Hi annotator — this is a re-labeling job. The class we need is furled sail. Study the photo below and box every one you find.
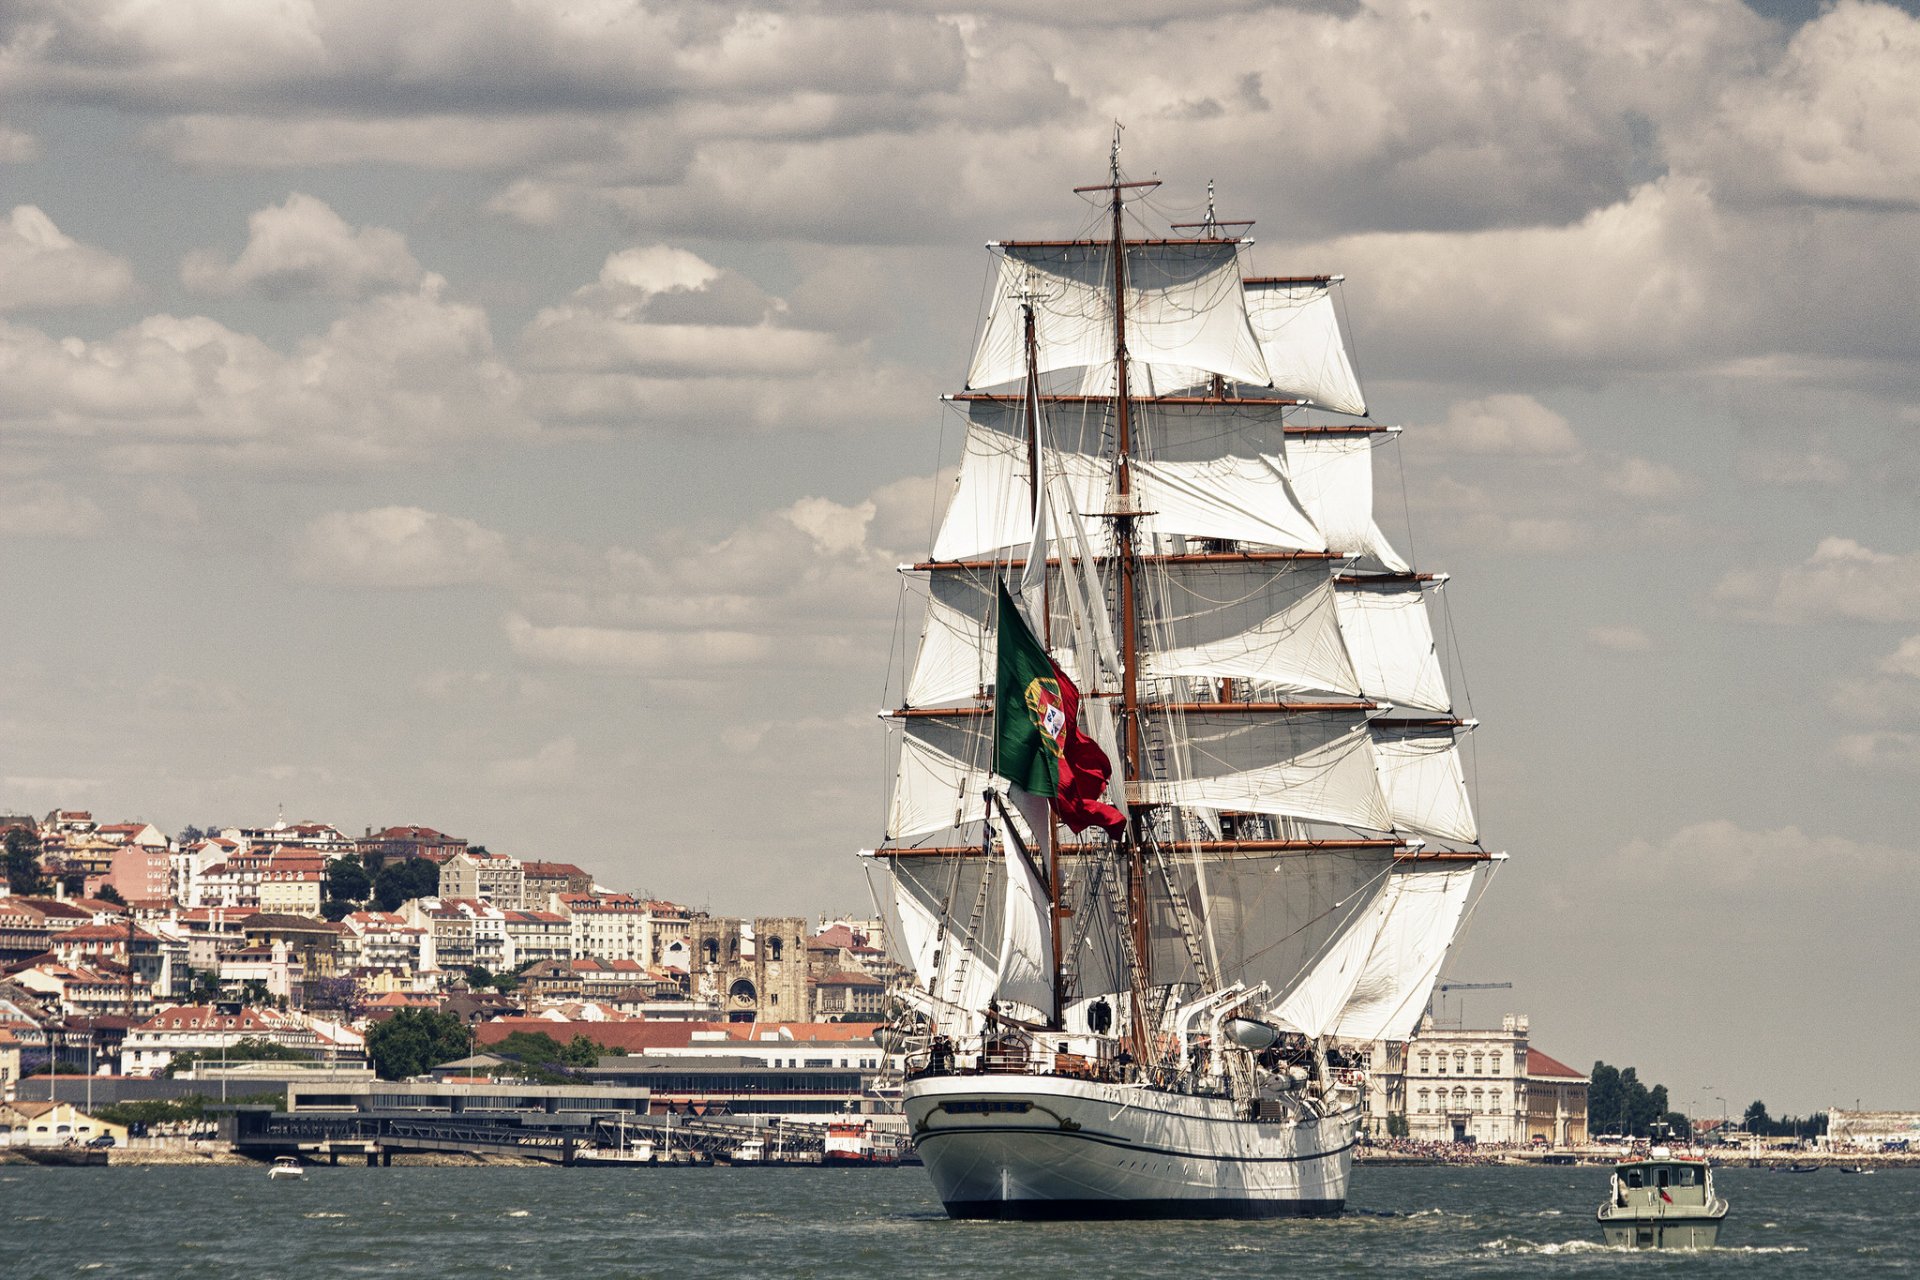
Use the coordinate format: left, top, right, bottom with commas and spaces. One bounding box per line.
1244, 279, 1366, 415
868, 852, 1005, 1021
968, 242, 1271, 391
1285, 434, 1408, 570
1327, 865, 1478, 1042
1333, 582, 1451, 713
1135, 709, 1393, 832
1372, 724, 1477, 843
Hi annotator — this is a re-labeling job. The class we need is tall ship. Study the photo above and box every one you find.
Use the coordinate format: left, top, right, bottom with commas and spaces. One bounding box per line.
863, 137, 1496, 1220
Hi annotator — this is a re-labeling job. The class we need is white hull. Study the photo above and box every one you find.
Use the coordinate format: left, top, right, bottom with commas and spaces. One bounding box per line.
903, 1073, 1358, 1219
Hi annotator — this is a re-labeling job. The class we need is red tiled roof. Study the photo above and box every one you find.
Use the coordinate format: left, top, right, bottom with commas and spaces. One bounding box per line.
1526, 1048, 1587, 1079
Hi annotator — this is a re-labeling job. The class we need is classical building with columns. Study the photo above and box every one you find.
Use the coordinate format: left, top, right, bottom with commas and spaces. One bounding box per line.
1388, 1013, 1589, 1146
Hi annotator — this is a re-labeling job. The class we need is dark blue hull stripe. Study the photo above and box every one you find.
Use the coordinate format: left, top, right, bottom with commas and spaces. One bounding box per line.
943, 1197, 1345, 1220
915, 1124, 1356, 1166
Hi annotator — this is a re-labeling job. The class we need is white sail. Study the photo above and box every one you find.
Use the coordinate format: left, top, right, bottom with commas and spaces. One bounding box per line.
1333, 582, 1451, 713
1327, 866, 1477, 1042
930, 419, 1324, 562
887, 717, 992, 840
865, 855, 944, 983
875, 851, 1005, 1021
1245, 279, 1366, 415
1269, 875, 1397, 1038
1137, 710, 1393, 832
1142, 560, 1360, 696
995, 832, 1057, 1019
1173, 847, 1397, 1004
1284, 434, 1408, 570
968, 242, 1270, 391
909, 559, 1361, 710
1372, 725, 1477, 843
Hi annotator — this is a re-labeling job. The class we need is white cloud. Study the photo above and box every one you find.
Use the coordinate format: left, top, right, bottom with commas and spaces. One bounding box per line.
181, 193, 422, 298
486, 736, 579, 788
1877, 635, 1920, 680
1420, 395, 1581, 456
1713, 538, 1920, 624
1833, 730, 1920, 773
0, 480, 105, 538
1586, 625, 1653, 653
0, 277, 531, 469
1612, 818, 1901, 896
1600, 455, 1691, 502
515, 246, 916, 433
0, 206, 137, 310
1682, 0, 1920, 208
295, 507, 513, 588
0, 126, 38, 163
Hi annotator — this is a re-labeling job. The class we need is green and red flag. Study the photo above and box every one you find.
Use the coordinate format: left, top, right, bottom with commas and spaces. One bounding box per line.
993, 579, 1128, 837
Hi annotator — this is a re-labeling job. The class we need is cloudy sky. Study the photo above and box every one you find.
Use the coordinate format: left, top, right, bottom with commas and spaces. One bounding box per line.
4, 0, 1918, 1112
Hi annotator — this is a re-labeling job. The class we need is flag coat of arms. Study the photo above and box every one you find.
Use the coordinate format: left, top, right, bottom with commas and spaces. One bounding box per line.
992, 580, 1128, 837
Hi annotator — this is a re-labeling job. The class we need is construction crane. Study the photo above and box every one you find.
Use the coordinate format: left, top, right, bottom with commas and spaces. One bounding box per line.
1428, 980, 1512, 1028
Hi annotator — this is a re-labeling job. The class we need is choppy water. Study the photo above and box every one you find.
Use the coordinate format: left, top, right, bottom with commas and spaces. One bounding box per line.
2, 1163, 1913, 1278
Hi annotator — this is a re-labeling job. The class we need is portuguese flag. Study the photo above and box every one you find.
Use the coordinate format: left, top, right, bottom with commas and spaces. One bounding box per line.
993, 579, 1128, 838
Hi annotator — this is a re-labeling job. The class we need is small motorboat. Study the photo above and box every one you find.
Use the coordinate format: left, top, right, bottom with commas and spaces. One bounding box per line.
267, 1155, 306, 1181
1597, 1142, 1726, 1249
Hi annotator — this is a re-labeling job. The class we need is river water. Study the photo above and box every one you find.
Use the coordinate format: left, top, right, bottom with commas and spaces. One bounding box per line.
2, 1163, 1912, 1278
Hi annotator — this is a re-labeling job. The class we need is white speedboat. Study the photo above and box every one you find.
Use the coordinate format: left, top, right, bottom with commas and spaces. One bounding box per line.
267, 1155, 306, 1181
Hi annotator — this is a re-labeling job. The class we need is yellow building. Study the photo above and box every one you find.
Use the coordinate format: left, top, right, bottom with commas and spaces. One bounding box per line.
0, 1100, 127, 1147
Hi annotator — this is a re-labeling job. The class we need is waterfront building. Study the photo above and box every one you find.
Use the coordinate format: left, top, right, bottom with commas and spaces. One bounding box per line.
1398, 1014, 1589, 1146
0, 1099, 126, 1147
1825, 1110, 1920, 1151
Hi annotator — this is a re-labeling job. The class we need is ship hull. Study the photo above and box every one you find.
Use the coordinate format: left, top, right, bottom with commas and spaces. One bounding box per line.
904, 1074, 1357, 1220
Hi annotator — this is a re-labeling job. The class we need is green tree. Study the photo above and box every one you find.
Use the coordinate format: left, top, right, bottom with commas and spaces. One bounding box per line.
373, 857, 440, 911
96, 883, 127, 906
365, 1008, 469, 1080
325, 854, 371, 904
467, 965, 495, 990
1744, 1099, 1772, 1133
1588, 1062, 1624, 1135
5, 828, 48, 895
320, 899, 354, 922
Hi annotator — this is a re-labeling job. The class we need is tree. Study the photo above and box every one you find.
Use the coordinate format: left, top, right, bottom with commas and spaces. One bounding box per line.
1588, 1062, 1624, 1135
1745, 1099, 1773, 1133
4, 828, 48, 895
467, 965, 495, 991
320, 899, 355, 922
96, 883, 127, 906
373, 857, 440, 912
365, 1008, 469, 1080
325, 854, 371, 904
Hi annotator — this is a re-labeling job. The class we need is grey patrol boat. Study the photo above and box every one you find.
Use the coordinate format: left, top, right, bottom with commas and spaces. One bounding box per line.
1597, 1141, 1727, 1249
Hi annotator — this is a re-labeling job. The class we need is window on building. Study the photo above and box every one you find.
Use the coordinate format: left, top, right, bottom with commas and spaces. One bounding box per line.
1490, 1051, 1502, 1073
1453, 1050, 1466, 1073
1417, 1089, 1429, 1113
1472, 1052, 1484, 1074
1471, 1088, 1483, 1113
768, 937, 782, 960
1418, 1051, 1431, 1073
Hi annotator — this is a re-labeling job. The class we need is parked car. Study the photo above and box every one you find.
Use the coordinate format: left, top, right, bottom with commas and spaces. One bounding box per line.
87, 1134, 116, 1148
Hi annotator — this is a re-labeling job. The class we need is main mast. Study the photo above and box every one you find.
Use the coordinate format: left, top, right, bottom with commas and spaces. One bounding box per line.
1074, 127, 1160, 1057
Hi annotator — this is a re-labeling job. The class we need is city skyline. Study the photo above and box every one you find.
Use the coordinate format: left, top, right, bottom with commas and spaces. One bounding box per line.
4, 0, 1919, 1113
